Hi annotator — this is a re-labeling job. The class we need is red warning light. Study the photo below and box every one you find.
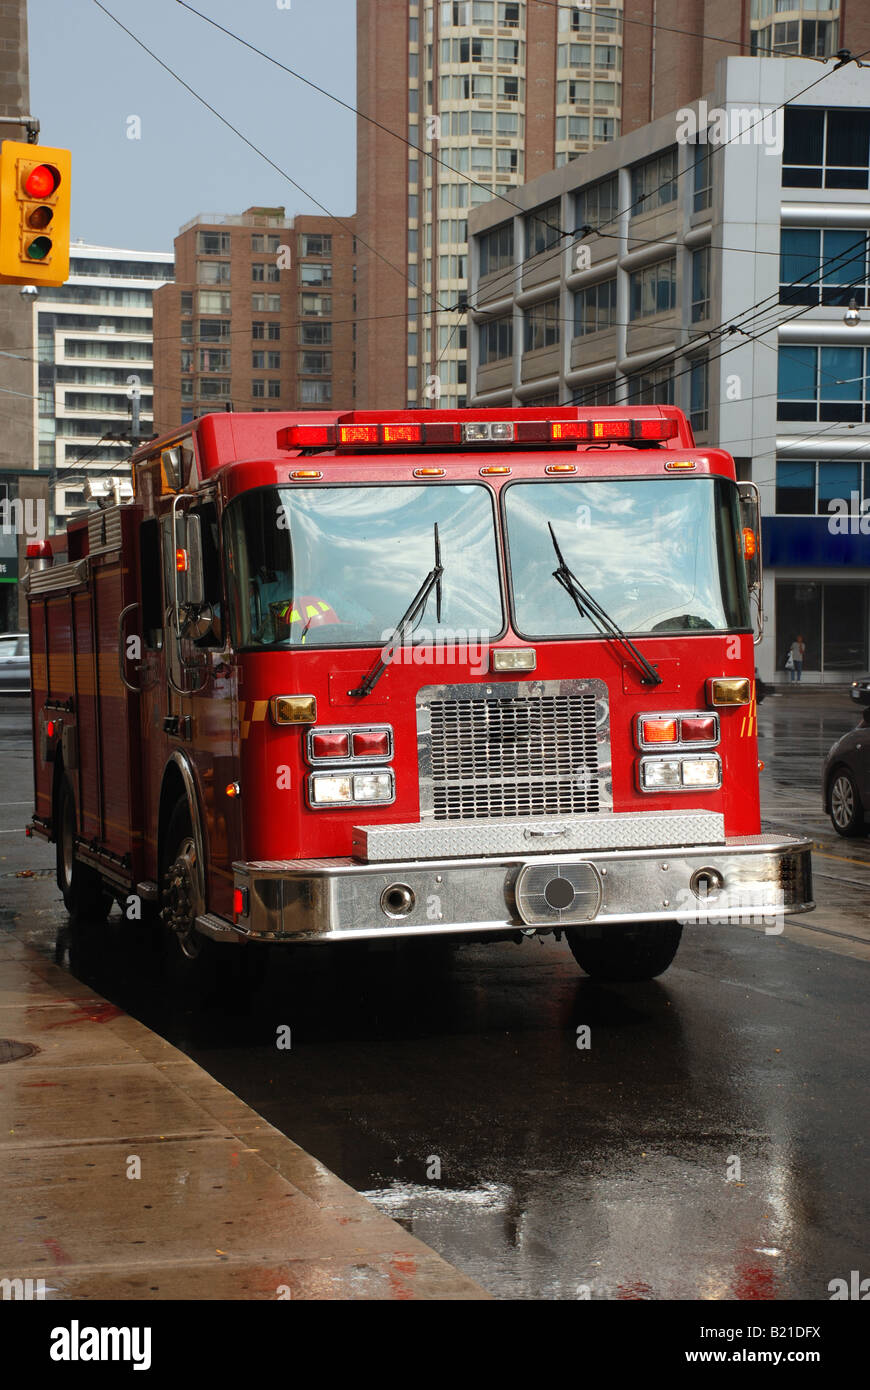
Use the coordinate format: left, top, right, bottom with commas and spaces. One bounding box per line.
24, 164, 59, 199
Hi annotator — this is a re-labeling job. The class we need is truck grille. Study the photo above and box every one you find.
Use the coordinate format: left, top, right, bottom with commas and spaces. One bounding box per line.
418, 681, 610, 822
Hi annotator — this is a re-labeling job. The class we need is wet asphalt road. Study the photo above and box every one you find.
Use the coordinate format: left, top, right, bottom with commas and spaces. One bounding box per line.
1, 688, 868, 1300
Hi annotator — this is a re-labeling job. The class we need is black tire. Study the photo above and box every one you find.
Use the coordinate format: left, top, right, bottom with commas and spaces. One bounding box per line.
160, 796, 210, 977
828, 767, 865, 838
565, 920, 683, 981
55, 773, 112, 921
159, 796, 268, 996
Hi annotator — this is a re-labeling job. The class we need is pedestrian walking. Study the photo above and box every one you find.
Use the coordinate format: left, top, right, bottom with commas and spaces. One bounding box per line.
788, 634, 806, 683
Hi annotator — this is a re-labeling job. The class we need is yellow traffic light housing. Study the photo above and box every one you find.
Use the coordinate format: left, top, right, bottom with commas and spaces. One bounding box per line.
0, 140, 71, 286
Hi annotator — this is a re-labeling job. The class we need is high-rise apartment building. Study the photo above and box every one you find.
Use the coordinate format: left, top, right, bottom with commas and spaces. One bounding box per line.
152, 208, 355, 436
355, 0, 867, 411
36, 244, 174, 525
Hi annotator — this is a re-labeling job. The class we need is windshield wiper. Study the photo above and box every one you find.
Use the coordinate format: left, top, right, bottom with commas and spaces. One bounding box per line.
548, 523, 662, 687
349, 523, 443, 699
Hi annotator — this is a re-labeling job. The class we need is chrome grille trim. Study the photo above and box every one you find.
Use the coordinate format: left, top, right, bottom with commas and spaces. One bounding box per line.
417, 679, 611, 821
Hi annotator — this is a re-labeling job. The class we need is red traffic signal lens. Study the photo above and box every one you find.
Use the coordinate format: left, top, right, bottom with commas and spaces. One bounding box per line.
23, 164, 59, 199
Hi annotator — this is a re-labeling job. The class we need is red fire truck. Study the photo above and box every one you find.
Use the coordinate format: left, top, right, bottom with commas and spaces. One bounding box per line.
25, 405, 813, 982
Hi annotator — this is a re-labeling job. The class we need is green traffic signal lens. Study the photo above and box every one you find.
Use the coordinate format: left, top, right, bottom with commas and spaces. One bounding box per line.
26, 236, 52, 261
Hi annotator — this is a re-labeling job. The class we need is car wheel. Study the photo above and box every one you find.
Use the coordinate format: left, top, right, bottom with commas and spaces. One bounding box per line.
565, 920, 683, 981
828, 768, 865, 838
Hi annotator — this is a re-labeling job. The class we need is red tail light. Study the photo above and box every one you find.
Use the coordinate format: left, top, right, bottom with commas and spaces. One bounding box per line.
311, 731, 351, 760
680, 716, 717, 742
352, 729, 391, 758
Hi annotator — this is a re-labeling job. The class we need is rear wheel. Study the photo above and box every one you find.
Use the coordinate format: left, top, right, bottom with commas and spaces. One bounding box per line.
829, 768, 865, 837
565, 920, 683, 981
55, 773, 112, 920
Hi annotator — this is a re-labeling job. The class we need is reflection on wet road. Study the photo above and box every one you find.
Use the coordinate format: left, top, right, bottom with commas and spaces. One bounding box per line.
1, 689, 868, 1299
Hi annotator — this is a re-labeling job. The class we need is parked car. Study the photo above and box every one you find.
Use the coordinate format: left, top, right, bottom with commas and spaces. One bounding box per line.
0, 632, 30, 694
850, 676, 870, 707
823, 712, 870, 837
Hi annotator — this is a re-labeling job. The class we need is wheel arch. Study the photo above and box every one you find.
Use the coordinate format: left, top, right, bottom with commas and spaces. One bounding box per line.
158, 751, 208, 906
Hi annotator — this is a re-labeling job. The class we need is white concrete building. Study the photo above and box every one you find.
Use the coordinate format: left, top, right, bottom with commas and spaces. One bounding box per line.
468, 56, 870, 684
36, 243, 174, 524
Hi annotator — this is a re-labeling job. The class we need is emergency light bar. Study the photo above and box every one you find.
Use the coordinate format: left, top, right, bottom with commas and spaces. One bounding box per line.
277, 410, 683, 453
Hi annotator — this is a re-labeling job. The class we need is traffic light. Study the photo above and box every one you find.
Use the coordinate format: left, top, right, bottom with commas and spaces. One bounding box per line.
0, 140, 71, 286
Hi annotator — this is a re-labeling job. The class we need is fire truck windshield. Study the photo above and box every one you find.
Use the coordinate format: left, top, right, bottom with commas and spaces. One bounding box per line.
503, 475, 751, 639
224, 484, 504, 649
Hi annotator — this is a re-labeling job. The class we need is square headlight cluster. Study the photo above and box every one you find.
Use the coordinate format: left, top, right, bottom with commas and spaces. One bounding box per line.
639, 755, 722, 792
306, 725, 395, 809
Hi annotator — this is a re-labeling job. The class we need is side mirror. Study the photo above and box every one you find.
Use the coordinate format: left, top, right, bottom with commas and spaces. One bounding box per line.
175, 512, 205, 610
738, 483, 763, 644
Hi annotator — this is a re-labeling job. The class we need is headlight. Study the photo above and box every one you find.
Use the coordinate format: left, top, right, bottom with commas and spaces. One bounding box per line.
640, 755, 722, 791
309, 770, 395, 807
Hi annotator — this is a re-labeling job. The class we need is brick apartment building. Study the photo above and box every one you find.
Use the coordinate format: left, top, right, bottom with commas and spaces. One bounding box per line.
152, 208, 355, 435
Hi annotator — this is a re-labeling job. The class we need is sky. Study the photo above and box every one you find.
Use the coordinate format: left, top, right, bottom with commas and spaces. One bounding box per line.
27, 0, 357, 253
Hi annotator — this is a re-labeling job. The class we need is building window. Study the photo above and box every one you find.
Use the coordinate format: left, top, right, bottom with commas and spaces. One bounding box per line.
479, 315, 513, 364
524, 300, 560, 352
180, 379, 193, 400
252, 380, 265, 398
775, 580, 868, 676
574, 278, 616, 336
497, 75, 520, 101
267, 352, 281, 369
573, 378, 617, 407
776, 459, 870, 515
300, 380, 332, 404
593, 117, 618, 142
690, 357, 709, 433
691, 246, 710, 322
777, 345, 867, 422
197, 231, 231, 255
268, 380, 281, 399
268, 322, 281, 340
575, 176, 618, 233
197, 291, 231, 313
629, 258, 677, 319
252, 351, 265, 368
779, 227, 868, 306
299, 351, 332, 374
297, 232, 332, 257
299, 322, 332, 345
499, 2, 521, 25
181, 350, 193, 372
783, 107, 870, 190
198, 319, 231, 342
630, 147, 678, 214
775, 460, 817, 514
627, 365, 674, 404
526, 201, 562, 258
252, 263, 265, 281
251, 235, 264, 252
266, 294, 280, 311
199, 348, 231, 372
198, 378, 231, 399
693, 141, 712, 212
197, 261, 230, 284
252, 321, 265, 340
300, 263, 333, 287
479, 222, 514, 277
180, 292, 193, 315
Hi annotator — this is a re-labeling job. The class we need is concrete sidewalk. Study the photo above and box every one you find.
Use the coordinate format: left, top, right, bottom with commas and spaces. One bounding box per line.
0, 934, 488, 1300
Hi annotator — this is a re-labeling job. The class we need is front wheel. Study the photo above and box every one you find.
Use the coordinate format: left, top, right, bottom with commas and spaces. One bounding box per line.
828, 768, 865, 837
565, 920, 683, 981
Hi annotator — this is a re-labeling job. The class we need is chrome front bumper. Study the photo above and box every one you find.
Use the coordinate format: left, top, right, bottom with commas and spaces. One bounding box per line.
204, 834, 814, 943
